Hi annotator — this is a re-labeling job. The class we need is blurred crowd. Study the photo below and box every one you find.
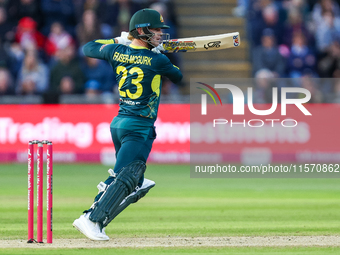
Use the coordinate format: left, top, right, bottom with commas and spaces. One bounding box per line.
0, 0, 179, 103
235, 0, 340, 103
1, 0, 339, 104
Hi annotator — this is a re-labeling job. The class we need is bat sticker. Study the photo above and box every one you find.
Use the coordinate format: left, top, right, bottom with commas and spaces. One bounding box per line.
204, 41, 221, 50
163, 41, 196, 51
233, 35, 239, 47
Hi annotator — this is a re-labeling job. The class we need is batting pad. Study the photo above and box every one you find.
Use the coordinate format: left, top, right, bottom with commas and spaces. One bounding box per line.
102, 179, 155, 227
89, 160, 146, 228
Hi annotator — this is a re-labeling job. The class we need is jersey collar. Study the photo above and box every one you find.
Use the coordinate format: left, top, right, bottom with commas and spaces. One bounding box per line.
129, 44, 149, 50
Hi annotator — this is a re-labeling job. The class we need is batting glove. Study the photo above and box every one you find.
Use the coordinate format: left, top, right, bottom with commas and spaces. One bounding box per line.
151, 43, 164, 54
115, 31, 132, 46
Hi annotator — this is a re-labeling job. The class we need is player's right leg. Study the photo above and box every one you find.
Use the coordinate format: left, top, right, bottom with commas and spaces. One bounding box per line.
101, 177, 155, 228
73, 127, 156, 239
97, 126, 157, 227
72, 160, 147, 241
88, 160, 146, 228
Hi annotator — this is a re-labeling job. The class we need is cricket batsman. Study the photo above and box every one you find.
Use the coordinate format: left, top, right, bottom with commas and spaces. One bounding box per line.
73, 8, 183, 240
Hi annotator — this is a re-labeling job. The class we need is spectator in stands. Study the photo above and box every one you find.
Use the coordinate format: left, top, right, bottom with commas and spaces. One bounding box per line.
49, 45, 85, 95
233, 0, 250, 17
14, 17, 46, 54
314, 10, 340, 53
251, 3, 284, 47
40, 0, 77, 36
6, 41, 25, 78
0, 67, 14, 95
45, 21, 74, 58
103, 0, 142, 37
84, 79, 101, 98
6, 0, 42, 28
312, 0, 340, 25
16, 50, 49, 95
80, 0, 107, 23
0, 0, 7, 6
282, 7, 313, 48
83, 79, 115, 104
59, 75, 76, 94
282, 0, 310, 17
287, 32, 317, 80
159, 0, 180, 34
116, 0, 131, 33
81, 56, 115, 94
0, 6, 15, 44
318, 41, 340, 77
76, 9, 103, 47
0, 7, 13, 68
252, 68, 276, 104
79, 0, 113, 38
252, 28, 286, 77
0, 41, 10, 68
300, 74, 323, 102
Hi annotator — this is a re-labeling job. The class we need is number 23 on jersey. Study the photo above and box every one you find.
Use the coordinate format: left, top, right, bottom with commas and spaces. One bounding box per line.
116, 66, 160, 99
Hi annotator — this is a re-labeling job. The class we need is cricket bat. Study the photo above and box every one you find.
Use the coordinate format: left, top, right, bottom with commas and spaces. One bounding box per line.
161, 32, 240, 53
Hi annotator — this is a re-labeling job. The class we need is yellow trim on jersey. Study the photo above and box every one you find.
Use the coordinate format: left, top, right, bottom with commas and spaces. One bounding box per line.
173, 65, 180, 70
151, 75, 161, 97
95, 39, 115, 44
129, 44, 149, 50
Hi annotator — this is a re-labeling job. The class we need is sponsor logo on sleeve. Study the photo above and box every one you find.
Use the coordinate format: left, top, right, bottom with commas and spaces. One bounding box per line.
100, 44, 109, 51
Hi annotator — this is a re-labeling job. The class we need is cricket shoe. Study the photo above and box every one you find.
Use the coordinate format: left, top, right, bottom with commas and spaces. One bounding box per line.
120, 178, 155, 206
73, 212, 109, 241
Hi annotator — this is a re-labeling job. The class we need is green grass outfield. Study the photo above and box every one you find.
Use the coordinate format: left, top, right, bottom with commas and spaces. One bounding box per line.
1, 247, 340, 255
0, 164, 339, 254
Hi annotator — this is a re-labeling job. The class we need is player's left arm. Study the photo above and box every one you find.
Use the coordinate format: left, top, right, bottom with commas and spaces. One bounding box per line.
82, 39, 119, 60
83, 32, 131, 60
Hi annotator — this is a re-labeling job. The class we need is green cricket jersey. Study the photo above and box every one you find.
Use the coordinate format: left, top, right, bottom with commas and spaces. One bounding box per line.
83, 39, 182, 133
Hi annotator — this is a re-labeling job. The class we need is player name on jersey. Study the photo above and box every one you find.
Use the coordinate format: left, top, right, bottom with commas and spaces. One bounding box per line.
113, 52, 152, 66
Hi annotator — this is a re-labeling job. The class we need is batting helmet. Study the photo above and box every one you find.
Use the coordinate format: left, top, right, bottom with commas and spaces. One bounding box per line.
129, 8, 170, 32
